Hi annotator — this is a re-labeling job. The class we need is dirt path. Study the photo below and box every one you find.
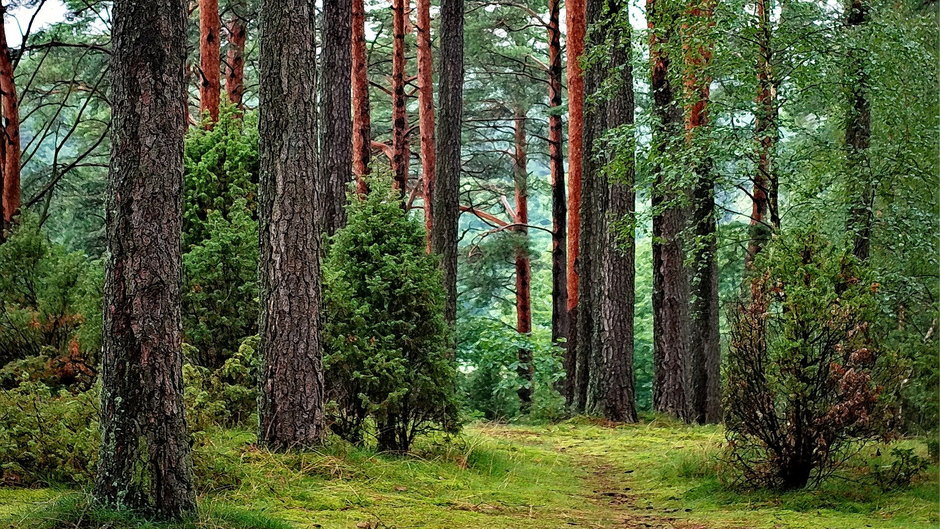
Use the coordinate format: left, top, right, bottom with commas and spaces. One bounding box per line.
578, 454, 709, 529
477, 423, 712, 529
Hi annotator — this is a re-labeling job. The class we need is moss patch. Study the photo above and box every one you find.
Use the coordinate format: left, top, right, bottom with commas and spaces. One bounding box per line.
2, 421, 936, 529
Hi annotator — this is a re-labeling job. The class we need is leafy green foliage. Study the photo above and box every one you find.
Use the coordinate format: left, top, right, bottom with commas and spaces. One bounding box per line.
323, 177, 459, 451
0, 218, 101, 386
182, 202, 258, 368
457, 316, 564, 422
183, 336, 260, 431
725, 229, 901, 490
183, 107, 259, 250
0, 381, 98, 486
182, 109, 260, 367
869, 447, 930, 492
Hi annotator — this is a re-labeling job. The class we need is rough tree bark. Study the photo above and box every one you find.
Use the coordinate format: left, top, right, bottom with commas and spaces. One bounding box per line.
199, 0, 221, 123
512, 107, 533, 411
584, 0, 638, 422
844, 0, 872, 261
683, 0, 720, 424
0, 7, 20, 230
257, 0, 326, 449
391, 0, 410, 196
224, 0, 247, 108
321, 0, 354, 236
746, 0, 779, 267
93, 0, 195, 518
417, 0, 436, 246
572, 0, 600, 414
351, 0, 371, 191
649, 0, 691, 421
564, 0, 587, 409
547, 0, 568, 354
431, 0, 464, 327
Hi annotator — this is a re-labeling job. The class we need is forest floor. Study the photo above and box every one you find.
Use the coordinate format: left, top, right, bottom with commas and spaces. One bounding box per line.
1, 419, 937, 529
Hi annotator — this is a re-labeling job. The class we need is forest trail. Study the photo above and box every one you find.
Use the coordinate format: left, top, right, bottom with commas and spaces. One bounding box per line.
475, 422, 714, 529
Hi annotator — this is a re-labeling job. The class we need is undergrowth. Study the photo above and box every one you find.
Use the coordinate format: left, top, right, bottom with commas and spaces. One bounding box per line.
2, 422, 937, 529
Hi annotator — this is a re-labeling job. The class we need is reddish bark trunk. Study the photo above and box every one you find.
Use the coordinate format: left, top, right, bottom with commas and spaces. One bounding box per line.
0, 10, 19, 229
351, 0, 371, 192
391, 0, 410, 197
416, 0, 436, 248
199, 0, 221, 123
564, 0, 586, 406
513, 108, 533, 411
224, 1, 247, 108
746, 0, 778, 267
547, 0, 568, 351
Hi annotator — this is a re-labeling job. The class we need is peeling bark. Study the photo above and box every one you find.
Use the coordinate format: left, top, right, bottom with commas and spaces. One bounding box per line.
199, 0, 221, 123
513, 108, 533, 411
0, 7, 20, 229
351, 0, 372, 190
564, 0, 586, 408
417, 0, 436, 247
225, 0, 247, 107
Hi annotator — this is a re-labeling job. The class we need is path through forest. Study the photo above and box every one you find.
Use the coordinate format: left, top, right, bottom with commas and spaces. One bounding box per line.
477, 423, 713, 529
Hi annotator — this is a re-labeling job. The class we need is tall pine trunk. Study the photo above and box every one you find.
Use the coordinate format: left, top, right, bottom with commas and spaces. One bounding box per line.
417, 0, 437, 247
94, 0, 195, 518
321, 0, 354, 235
391, 0, 410, 196
683, 0, 720, 424
431, 0, 464, 327
584, 0, 637, 422
547, 0, 568, 352
513, 107, 533, 411
844, 0, 872, 261
224, 0, 247, 108
257, 0, 326, 449
0, 8, 20, 230
351, 0, 372, 190
649, 0, 691, 421
199, 0, 221, 123
564, 0, 587, 409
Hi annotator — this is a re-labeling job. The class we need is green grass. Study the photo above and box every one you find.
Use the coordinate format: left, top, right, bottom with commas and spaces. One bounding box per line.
2, 421, 937, 529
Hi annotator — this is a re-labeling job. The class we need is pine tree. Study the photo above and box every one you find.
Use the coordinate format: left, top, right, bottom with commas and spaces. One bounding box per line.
257, 0, 326, 449
431, 0, 465, 327
94, 0, 195, 517
321, 0, 354, 235
199, 0, 221, 123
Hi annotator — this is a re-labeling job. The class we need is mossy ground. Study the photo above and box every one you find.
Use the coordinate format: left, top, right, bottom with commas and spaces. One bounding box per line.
2, 420, 936, 529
